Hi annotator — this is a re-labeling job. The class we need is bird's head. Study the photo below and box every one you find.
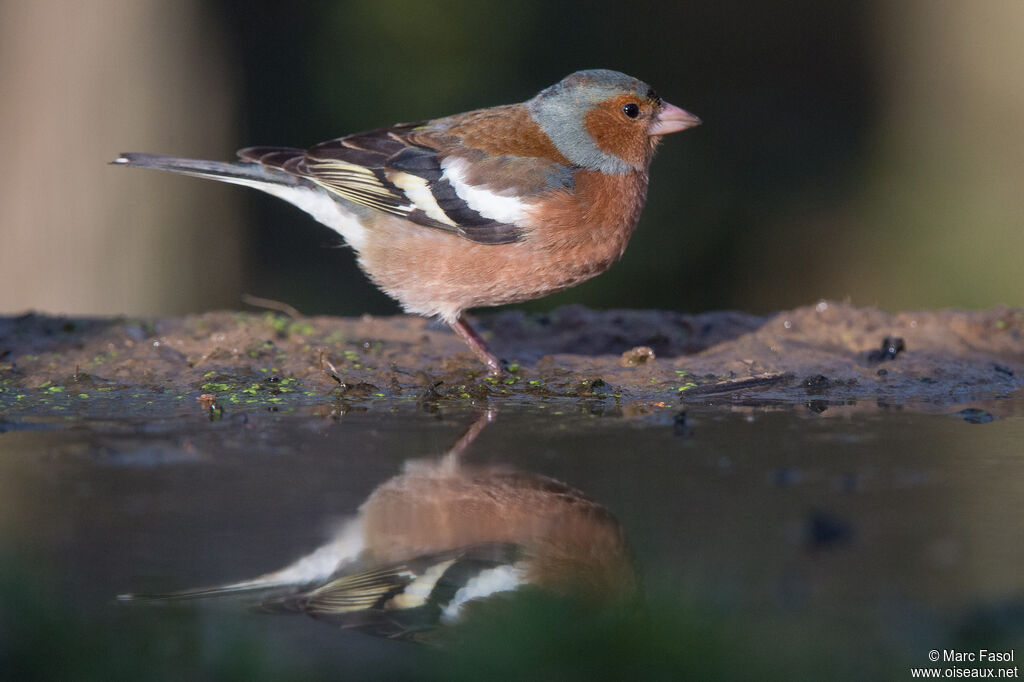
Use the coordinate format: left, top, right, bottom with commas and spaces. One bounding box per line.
528, 69, 700, 175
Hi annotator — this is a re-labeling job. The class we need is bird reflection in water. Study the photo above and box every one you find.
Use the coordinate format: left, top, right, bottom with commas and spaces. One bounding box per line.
119, 410, 636, 641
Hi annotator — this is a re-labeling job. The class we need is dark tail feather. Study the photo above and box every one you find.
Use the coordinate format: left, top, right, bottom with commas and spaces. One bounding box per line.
111, 152, 303, 187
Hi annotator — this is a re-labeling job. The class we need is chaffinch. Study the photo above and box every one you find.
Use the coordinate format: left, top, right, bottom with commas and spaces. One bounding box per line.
119, 413, 634, 640
114, 69, 700, 374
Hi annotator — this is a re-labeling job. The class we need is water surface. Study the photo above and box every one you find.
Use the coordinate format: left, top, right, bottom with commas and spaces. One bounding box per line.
2, 399, 1022, 680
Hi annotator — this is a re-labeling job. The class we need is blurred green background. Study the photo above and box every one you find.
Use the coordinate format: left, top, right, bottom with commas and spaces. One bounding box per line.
1, 0, 1021, 318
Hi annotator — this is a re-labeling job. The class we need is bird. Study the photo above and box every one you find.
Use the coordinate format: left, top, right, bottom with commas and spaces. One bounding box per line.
113, 69, 701, 374
118, 411, 635, 640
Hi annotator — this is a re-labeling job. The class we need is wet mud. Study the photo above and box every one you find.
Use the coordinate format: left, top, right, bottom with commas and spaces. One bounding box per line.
1, 302, 1021, 416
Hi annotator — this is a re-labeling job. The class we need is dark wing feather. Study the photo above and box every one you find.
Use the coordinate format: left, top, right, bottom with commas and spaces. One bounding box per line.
241, 126, 527, 245
264, 543, 524, 639
237, 146, 304, 163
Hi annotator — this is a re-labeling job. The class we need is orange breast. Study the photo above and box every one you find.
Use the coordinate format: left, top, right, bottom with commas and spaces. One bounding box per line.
355, 169, 650, 320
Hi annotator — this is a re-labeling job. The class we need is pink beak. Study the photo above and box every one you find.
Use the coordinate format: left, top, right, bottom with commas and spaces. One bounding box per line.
649, 101, 702, 135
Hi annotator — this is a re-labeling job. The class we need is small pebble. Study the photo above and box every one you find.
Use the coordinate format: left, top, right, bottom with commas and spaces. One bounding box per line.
619, 346, 655, 367
955, 408, 994, 424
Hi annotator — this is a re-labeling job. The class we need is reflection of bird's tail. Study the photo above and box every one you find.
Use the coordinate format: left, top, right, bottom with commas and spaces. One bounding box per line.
117, 518, 366, 603
117, 578, 287, 603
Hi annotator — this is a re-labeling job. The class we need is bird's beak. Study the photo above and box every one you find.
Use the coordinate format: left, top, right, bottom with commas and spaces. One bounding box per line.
649, 101, 702, 135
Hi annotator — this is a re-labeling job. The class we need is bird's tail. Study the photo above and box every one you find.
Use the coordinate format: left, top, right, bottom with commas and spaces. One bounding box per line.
111, 152, 305, 189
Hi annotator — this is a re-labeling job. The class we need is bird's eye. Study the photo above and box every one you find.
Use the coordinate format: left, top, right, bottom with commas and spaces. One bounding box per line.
621, 102, 640, 119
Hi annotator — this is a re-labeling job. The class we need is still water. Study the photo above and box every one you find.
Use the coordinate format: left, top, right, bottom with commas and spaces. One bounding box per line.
1, 398, 1022, 680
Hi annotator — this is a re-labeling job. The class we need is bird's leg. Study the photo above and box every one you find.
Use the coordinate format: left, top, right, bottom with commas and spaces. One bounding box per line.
439, 408, 497, 471
448, 314, 502, 375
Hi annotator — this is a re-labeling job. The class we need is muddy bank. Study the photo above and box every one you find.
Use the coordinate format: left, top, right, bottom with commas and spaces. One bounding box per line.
1, 302, 1021, 415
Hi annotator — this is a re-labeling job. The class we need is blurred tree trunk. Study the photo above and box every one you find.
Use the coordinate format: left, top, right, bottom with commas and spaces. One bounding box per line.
846, 0, 1024, 307
734, 0, 1024, 311
0, 0, 243, 315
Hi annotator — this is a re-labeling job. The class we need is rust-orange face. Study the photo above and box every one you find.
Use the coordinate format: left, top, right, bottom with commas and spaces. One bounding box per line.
528, 69, 700, 174
584, 92, 673, 168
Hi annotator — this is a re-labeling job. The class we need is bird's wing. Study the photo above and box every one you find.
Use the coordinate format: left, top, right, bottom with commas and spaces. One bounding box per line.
265, 543, 525, 638
242, 121, 573, 245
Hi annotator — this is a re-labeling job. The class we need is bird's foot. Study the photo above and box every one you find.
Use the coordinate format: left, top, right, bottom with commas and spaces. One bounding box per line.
448, 315, 503, 376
